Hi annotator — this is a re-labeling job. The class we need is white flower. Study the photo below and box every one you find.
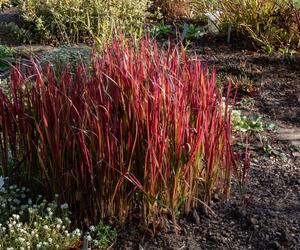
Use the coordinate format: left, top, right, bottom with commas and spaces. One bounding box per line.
12, 214, 20, 220
13, 198, 20, 204
36, 243, 42, 249
56, 218, 62, 224
60, 203, 68, 209
18, 237, 25, 242
48, 238, 53, 243
43, 225, 49, 230
89, 225, 95, 231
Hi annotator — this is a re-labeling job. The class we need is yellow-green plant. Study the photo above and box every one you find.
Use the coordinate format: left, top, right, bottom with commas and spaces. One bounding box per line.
19, 0, 151, 45
193, 0, 300, 52
0, 0, 11, 8
0, 0, 21, 8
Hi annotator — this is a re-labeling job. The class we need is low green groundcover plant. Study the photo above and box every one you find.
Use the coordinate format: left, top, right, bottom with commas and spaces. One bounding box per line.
0, 182, 81, 249
0, 45, 14, 70
38, 45, 91, 76
232, 110, 277, 133
85, 223, 117, 249
0, 36, 242, 230
0, 180, 117, 249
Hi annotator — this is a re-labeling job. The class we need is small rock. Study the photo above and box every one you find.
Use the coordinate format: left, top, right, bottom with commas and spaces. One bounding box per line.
192, 209, 201, 225
268, 241, 282, 250
249, 217, 258, 225
212, 193, 220, 202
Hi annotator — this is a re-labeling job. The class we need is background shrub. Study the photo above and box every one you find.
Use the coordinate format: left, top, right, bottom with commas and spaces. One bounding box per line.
153, 0, 192, 18
18, 0, 152, 45
0, 0, 22, 8
193, 0, 300, 53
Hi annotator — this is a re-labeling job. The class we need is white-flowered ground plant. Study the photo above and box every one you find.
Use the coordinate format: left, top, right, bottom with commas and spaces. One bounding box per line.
0, 180, 117, 249
0, 182, 81, 249
85, 222, 117, 249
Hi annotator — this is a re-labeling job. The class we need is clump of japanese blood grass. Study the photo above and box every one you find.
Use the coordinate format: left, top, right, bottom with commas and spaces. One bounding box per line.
0, 37, 237, 230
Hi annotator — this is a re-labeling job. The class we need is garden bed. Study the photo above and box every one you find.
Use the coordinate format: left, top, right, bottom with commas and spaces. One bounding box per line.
0, 2, 300, 249
114, 41, 300, 250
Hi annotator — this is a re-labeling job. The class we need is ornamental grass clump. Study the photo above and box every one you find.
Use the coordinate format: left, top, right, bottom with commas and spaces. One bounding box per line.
0, 37, 237, 228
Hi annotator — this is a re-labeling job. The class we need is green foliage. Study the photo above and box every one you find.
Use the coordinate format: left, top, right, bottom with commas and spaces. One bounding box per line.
0, 183, 81, 249
19, 0, 152, 45
0, 0, 21, 8
184, 23, 205, 40
39, 45, 91, 76
278, 47, 297, 61
3, 22, 31, 44
86, 222, 117, 249
193, 0, 300, 53
0, 45, 13, 59
0, 45, 14, 70
150, 23, 172, 38
232, 111, 276, 133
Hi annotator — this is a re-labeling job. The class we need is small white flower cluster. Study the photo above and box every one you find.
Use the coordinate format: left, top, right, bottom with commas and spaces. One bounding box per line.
84, 223, 117, 249
0, 184, 81, 249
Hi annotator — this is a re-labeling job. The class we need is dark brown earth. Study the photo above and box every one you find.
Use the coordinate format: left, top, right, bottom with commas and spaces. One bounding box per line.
114, 41, 300, 250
